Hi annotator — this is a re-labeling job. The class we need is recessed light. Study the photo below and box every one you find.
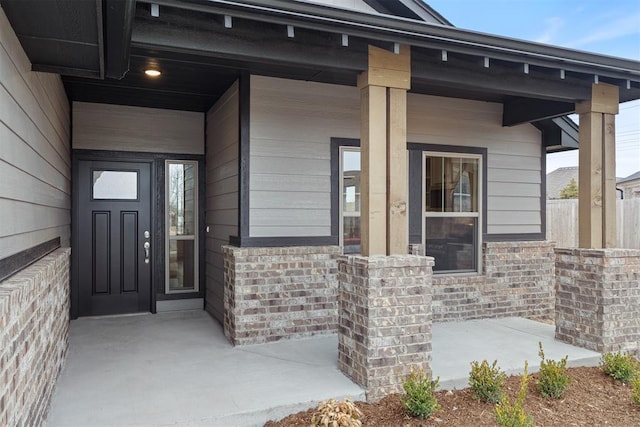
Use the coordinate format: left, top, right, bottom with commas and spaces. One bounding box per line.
145, 69, 161, 77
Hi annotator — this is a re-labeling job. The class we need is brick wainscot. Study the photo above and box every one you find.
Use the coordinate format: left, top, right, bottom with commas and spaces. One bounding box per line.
222, 245, 341, 345
0, 248, 71, 427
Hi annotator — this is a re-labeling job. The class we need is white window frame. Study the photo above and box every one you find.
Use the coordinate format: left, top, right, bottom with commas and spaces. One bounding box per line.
339, 146, 361, 252
165, 160, 199, 294
422, 151, 483, 274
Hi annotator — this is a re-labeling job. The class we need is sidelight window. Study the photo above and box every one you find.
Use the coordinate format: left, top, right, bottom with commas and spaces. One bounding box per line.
166, 161, 198, 293
340, 148, 361, 254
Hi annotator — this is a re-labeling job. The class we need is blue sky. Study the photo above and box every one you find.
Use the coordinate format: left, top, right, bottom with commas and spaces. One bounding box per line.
426, 0, 640, 177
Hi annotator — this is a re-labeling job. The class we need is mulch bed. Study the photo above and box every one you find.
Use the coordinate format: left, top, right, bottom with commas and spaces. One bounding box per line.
265, 367, 640, 426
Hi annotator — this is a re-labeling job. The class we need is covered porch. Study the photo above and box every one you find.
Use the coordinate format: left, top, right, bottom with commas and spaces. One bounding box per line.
45, 311, 600, 426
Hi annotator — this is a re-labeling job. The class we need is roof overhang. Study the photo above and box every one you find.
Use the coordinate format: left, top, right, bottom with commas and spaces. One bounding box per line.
535, 117, 580, 153
2, 0, 639, 117
0, 0, 136, 79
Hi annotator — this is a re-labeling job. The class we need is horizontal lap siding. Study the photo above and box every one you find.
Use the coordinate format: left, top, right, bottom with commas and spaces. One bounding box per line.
73, 102, 204, 154
249, 75, 359, 237
407, 94, 542, 235
205, 81, 239, 323
249, 76, 542, 238
0, 8, 70, 258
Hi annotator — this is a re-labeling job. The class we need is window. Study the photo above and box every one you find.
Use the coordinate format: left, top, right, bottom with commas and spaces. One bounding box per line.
92, 170, 138, 200
340, 148, 361, 253
424, 153, 481, 273
166, 161, 198, 293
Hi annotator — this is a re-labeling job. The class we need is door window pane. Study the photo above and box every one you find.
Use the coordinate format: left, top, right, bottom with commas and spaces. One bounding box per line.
93, 171, 137, 199
168, 240, 195, 292
168, 163, 196, 236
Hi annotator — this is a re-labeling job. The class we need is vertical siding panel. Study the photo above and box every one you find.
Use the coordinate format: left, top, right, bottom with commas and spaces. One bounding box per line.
205, 81, 239, 323
0, 8, 71, 257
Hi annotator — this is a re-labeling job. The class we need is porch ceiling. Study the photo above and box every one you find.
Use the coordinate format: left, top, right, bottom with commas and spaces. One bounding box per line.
2, 0, 639, 117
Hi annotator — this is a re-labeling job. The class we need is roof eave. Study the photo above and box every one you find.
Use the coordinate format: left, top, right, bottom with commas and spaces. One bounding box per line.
150, 0, 640, 83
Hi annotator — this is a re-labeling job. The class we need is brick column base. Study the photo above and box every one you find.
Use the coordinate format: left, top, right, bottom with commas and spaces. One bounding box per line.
338, 255, 434, 401
555, 248, 640, 354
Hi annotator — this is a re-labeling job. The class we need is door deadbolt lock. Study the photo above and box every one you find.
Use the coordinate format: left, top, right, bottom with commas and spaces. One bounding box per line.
144, 230, 150, 239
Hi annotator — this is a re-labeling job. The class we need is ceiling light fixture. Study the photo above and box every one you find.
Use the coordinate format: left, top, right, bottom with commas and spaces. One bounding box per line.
144, 69, 161, 77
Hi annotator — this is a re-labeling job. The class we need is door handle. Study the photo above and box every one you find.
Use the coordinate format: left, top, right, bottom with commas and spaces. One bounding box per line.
144, 242, 150, 264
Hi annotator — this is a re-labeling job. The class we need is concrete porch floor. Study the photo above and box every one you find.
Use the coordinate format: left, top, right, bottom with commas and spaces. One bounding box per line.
45, 312, 601, 427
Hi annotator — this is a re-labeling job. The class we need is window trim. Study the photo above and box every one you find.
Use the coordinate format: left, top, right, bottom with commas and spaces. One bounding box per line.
165, 160, 199, 294
422, 151, 483, 274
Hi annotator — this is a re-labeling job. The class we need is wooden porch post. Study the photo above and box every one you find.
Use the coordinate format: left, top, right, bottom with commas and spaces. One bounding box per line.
357, 45, 411, 256
576, 83, 619, 248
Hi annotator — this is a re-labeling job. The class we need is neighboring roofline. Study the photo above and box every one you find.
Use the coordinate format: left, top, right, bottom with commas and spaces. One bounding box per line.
152, 0, 640, 83
617, 172, 640, 184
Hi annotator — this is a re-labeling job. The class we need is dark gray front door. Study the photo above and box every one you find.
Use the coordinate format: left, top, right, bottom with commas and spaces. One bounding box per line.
76, 160, 152, 316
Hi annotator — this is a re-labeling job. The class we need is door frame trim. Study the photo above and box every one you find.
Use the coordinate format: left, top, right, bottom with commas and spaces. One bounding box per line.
71, 149, 206, 319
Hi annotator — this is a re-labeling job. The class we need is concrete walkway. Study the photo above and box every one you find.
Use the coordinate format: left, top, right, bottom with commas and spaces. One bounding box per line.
432, 317, 601, 390
45, 311, 364, 427
45, 313, 601, 427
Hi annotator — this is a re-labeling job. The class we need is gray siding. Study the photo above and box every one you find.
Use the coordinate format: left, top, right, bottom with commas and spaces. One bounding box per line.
0, 8, 70, 258
249, 75, 542, 238
205, 81, 239, 323
73, 102, 204, 155
249, 75, 359, 237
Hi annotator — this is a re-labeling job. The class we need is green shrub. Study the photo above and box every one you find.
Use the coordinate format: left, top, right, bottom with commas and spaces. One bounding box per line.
401, 368, 441, 419
601, 352, 638, 383
469, 359, 507, 403
495, 361, 534, 427
311, 398, 363, 427
631, 372, 640, 405
536, 341, 571, 399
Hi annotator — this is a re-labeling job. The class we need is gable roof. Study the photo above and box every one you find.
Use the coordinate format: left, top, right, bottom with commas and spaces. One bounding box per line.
297, 1, 452, 25
363, 0, 452, 25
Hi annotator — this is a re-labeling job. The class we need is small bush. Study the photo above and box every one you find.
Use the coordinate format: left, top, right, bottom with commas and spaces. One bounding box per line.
631, 372, 640, 405
401, 368, 441, 419
311, 398, 363, 427
495, 361, 535, 427
601, 352, 638, 383
536, 341, 571, 399
469, 359, 507, 403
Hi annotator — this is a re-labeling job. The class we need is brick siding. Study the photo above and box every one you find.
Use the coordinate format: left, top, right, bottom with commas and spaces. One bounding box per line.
0, 248, 70, 427
222, 245, 341, 345
555, 248, 640, 354
411, 241, 555, 321
337, 255, 434, 401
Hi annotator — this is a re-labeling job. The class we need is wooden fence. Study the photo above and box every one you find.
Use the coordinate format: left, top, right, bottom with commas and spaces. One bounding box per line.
546, 198, 640, 249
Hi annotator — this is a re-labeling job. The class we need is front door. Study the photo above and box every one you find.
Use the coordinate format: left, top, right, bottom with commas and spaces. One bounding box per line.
76, 160, 152, 316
